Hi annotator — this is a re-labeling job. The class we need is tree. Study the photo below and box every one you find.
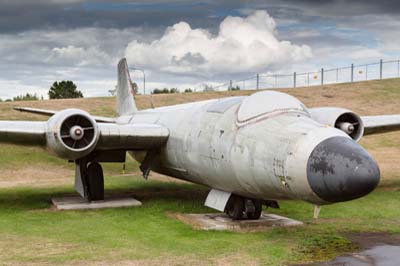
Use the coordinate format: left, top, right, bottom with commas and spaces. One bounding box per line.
48, 81, 83, 99
230, 85, 241, 91
13, 93, 39, 101
169, 88, 179, 93
184, 88, 193, 93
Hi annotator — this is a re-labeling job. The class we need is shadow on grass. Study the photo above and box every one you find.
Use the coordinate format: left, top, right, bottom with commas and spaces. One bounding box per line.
0, 178, 209, 212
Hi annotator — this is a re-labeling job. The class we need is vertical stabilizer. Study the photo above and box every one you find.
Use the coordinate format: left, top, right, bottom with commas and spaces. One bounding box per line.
117, 58, 138, 116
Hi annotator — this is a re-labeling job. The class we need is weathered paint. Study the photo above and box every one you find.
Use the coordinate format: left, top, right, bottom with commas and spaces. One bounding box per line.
127, 91, 379, 205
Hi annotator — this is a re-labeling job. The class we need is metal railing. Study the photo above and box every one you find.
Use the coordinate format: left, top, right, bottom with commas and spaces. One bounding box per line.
213, 59, 400, 92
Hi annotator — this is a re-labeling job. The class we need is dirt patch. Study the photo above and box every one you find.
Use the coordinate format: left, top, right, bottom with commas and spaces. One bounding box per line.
0, 234, 82, 265
0, 166, 73, 188
347, 232, 400, 249
1, 253, 259, 266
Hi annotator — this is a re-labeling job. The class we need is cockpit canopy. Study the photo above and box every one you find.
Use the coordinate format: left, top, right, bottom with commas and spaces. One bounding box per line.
237, 91, 309, 123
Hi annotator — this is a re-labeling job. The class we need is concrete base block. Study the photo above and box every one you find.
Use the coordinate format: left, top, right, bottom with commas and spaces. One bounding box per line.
171, 212, 303, 232
52, 196, 142, 210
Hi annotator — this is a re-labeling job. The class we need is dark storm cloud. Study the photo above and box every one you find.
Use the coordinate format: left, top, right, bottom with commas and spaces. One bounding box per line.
2, 0, 399, 34
0, 0, 237, 33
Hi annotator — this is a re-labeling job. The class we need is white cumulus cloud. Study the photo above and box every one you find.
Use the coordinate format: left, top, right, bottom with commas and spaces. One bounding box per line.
125, 10, 312, 77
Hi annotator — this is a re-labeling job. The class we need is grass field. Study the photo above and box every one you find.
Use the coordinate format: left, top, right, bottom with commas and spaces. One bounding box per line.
0, 79, 399, 265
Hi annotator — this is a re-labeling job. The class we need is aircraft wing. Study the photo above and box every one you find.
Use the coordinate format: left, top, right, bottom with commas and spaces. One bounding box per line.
0, 121, 169, 150
362, 115, 400, 135
14, 107, 116, 123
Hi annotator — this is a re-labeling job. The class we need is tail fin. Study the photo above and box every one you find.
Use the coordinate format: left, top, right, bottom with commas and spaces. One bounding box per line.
117, 58, 138, 116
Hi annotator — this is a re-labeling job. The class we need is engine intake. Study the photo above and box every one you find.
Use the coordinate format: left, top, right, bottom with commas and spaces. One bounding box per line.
46, 109, 100, 160
309, 107, 364, 142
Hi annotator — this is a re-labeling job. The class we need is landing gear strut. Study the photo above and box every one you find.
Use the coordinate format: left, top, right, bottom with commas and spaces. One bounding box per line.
75, 159, 105, 201
224, 195, 263, 220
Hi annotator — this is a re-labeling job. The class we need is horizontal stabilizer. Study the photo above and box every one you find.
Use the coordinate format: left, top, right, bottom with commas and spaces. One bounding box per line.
14, 107, 115, 123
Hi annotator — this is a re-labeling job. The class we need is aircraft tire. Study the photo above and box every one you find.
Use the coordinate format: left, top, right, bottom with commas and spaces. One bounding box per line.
246, 199, 262, 220
87, 162, 104, 201
225, 195, 244, 220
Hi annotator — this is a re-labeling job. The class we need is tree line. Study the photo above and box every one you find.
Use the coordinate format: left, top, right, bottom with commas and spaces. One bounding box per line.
1, 80, 83, 102
1, 81, 242, 102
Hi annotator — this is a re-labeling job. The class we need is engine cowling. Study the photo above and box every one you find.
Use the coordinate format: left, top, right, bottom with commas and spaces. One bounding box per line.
46, 109, 100, 160
309, 107, 364, 142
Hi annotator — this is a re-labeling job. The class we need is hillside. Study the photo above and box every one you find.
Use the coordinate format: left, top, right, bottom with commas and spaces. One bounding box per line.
0, 78, 399, 187
2, 78, 400, 121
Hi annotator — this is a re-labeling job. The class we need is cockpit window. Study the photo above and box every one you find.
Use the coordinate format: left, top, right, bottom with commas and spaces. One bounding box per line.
207, 97, 244, 113
237, 91, 309, 122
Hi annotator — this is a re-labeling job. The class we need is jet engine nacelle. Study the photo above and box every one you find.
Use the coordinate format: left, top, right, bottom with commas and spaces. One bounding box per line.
46, 109, 100, 160
309, 107, 364, 142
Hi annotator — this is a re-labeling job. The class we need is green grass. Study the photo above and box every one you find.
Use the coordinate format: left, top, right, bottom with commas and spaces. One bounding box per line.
0, 176, 399, 265
0, 79, 399, 265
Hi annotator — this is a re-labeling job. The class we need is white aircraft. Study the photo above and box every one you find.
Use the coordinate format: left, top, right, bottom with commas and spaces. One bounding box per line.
2, 58, 400, 220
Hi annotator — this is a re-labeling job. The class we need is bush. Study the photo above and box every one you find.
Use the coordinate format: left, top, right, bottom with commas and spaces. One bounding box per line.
152, 88, 180, 94
230, 85, 241, 91
13, 93, 40, 101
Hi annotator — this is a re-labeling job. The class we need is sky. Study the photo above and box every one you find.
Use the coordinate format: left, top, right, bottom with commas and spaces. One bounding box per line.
0, 0, 399, 99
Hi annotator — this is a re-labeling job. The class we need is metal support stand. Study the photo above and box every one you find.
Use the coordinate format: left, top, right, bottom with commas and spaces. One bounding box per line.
313, 205, 321, 219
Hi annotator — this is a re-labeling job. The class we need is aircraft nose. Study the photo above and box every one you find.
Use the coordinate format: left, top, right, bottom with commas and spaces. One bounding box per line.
307, 136, 380, 203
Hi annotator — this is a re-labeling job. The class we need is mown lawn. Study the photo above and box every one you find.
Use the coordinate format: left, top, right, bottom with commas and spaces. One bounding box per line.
0, 78, 399, 265
0, 176, 399, 266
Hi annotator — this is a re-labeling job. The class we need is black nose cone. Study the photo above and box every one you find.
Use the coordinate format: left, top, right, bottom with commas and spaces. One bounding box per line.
307, 137, 380, 203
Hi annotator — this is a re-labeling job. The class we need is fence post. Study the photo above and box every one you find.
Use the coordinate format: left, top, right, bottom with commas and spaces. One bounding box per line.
380, 59, 383, 80
351, 64, 354, 83
229, 80, 232, 91
336, 68, 339, 83
307, 72, 310, 86
398, 60, 400, 78
321, 68, 324, 85
256, 73, 259, 90
294, 72, 297, 88
365, 65, 368, 80
275, 75, 277, 88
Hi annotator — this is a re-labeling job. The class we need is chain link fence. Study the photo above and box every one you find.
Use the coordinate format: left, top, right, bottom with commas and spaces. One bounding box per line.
213, 59, 400, 92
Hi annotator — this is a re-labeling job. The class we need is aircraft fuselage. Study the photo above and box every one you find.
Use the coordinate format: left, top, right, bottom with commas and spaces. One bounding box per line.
124, 91, 380, 205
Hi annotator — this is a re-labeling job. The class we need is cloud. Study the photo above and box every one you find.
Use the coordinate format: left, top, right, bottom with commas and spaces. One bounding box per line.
125, 10, 312, 77
47, 45, 111, 66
